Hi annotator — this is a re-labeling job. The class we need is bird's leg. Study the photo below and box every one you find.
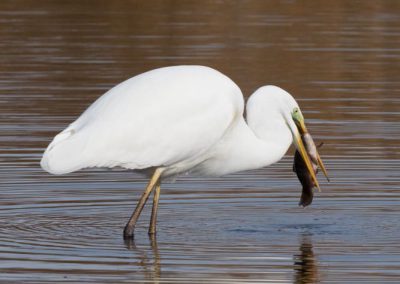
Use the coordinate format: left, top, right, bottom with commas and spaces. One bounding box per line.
123, 168, 163, 238
148, 180, 161, 235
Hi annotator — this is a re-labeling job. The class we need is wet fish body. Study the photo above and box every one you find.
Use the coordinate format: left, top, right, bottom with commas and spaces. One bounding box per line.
293, 133, 319, 207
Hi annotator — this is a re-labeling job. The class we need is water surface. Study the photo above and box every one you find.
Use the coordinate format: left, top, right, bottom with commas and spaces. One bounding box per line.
1, 0, 400, 283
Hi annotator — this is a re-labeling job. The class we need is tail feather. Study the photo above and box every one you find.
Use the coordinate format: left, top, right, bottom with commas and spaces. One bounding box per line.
41, 128, 87, 175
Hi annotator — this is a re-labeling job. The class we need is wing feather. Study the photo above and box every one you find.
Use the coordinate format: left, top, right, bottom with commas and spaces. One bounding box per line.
41, 66, 243, 175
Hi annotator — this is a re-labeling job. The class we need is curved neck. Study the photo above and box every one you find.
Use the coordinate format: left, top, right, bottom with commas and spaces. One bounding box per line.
242, 90, 294, 170
198, 91, 295, 176
210, 116, 292, 176
239, 117, 292, 169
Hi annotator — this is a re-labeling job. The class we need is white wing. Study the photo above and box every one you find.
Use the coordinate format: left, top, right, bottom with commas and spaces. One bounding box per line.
41, 66, 244, 175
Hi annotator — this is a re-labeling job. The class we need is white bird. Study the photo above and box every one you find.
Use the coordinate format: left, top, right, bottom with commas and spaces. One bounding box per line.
41, 65, 327, 238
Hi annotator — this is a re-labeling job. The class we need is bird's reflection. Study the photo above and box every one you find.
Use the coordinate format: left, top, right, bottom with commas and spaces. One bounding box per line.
123, 232, 319, 283
124, 234, 161, 282
293, 234, 319, 284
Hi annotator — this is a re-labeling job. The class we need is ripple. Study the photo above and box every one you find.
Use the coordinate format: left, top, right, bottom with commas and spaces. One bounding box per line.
2, 0, 400, 282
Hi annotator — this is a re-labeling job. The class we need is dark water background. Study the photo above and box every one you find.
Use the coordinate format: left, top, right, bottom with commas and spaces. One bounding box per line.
1, 0, 400, 283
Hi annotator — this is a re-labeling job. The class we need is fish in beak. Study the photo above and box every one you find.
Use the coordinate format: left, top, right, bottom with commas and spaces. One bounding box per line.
290, 107, 329, 197
293, 140, 324, 206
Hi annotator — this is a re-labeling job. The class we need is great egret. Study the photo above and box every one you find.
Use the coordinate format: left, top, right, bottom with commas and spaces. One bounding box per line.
41, 65, 328, 238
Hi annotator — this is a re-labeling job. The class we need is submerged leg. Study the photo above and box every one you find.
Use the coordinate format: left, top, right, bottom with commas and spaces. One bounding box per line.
123, 168, 163, 238
148, 180, 161, 235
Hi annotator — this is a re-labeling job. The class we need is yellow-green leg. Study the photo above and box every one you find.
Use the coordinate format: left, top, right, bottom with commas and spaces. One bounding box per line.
123, 168, 163, 238
149, 180, 161, 235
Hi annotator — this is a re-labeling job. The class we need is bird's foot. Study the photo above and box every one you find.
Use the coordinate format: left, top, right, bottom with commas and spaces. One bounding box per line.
123, 225, 135, 239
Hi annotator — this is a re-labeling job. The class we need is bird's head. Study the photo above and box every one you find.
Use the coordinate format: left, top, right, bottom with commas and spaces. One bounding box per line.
247, 85, 328, 188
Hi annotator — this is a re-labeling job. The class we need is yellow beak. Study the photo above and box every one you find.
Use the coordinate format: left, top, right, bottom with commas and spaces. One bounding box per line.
291, 107, 329, 191
317, 154, 330, 182
292, 109, 329, 191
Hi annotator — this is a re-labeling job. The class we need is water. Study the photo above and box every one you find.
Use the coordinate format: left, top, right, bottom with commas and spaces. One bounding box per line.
1, 0, 400, 283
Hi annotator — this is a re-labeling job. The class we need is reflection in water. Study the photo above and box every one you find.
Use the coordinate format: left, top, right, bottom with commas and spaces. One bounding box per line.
294, 234, 319, 284
124, 232, 320, 284
124, 235, 161, 282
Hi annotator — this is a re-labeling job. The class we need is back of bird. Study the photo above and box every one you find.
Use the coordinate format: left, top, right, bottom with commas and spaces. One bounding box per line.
41, 65, 243, 175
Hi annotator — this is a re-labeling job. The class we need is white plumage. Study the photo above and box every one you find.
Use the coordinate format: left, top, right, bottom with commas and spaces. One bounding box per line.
41, 65, 300, 177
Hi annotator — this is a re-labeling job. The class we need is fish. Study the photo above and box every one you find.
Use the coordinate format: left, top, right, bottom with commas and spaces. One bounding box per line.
293, 133, 322, 207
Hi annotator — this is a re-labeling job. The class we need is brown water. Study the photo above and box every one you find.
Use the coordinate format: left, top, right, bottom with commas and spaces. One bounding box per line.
1, 0, 400, 283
